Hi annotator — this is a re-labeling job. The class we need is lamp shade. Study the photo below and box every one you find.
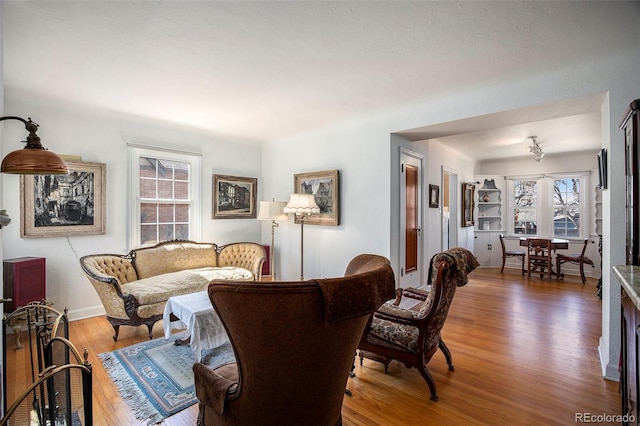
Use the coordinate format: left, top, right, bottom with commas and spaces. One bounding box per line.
283, 193, 320, 216
257, 201, 289, 221
0, 116, 68, 175
1, 148, 69, 174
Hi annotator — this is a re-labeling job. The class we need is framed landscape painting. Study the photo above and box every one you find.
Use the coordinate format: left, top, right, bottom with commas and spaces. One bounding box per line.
20, 161, 106, 238
293, 169, 340, 226
213, 174, 258, 219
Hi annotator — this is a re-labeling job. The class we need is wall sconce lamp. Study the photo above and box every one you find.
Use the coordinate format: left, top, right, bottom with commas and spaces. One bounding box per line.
257, 199, 289, 280
0, 210, 11, 229
283, 193, 319, 280
0, 116, 68, 174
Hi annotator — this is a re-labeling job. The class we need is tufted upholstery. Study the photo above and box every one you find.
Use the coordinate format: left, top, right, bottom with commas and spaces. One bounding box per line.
358, 247, 478, 401
217, 242, 266, 275
80, 240, 265, 341
134, 241, 219, 279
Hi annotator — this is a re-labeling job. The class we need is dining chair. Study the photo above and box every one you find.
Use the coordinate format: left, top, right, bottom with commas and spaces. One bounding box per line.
499, 234, 526, 274
527, 238, 553, 280
556, 238, 594, 284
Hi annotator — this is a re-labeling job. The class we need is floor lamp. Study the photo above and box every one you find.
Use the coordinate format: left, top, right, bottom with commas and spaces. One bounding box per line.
283, 193, 320, 280
257, 200, 289, 280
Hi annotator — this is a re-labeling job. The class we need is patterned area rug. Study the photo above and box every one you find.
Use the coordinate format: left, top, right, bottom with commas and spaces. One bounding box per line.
98, 334, 235, 425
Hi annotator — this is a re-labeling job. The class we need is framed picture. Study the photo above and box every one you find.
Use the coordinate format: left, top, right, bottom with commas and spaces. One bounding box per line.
461, 182, 475, 227
213, 174, 257, 219
429, 184, 440, 208
20, 161, 106, 238
293, 169, 340, 226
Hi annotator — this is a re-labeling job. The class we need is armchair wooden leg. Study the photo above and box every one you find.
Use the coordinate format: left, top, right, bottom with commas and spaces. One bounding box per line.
417, 363, 438, 401
438, 340, 455, 371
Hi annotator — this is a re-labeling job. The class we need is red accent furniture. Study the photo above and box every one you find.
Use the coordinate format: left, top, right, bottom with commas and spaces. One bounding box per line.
3, 257, 46, 312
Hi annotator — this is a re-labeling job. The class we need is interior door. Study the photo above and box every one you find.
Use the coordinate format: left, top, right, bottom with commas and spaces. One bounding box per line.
399, 149, 423, 289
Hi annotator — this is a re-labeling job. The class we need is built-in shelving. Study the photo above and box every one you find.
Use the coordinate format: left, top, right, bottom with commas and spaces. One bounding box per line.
476, 178, 503, 231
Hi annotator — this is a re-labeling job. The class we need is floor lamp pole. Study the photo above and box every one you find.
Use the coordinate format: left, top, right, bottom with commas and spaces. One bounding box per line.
270, 220, 279, 280
299, 216, 305, 280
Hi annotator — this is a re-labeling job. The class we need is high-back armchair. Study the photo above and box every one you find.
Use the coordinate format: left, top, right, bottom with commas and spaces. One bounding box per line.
193, 254, 395, 426
358, 247, 478, 401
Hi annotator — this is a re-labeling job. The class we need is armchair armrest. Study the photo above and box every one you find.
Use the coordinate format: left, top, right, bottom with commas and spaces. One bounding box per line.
193, 362, 239, 415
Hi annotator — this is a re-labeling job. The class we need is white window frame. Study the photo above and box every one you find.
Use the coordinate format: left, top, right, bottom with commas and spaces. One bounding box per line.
507, 177, 542, 237
506, 173, 590, 239
548, 173, 589, 239
128, 145, 202, 249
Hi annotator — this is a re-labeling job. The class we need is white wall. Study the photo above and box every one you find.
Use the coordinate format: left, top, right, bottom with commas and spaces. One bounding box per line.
1, 94, 263, 320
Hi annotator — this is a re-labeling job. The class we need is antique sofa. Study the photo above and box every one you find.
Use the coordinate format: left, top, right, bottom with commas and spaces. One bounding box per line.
80, 240, 265, 341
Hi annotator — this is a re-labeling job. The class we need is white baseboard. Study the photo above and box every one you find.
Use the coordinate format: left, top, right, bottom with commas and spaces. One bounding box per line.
67, 305, 105, 322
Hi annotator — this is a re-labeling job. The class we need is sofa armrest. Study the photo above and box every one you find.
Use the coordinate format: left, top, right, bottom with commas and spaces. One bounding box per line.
217, 243, 266, 280
80, 254, 137, 319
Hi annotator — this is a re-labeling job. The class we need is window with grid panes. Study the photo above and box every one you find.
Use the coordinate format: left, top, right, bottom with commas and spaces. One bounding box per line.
552, 177, 582, 237
513, 179, 538, 235
129, 147, 201, 247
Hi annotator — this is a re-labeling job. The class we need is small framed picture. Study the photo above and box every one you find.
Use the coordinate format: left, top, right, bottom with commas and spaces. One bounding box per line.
213, 174, 257, 219
429, 184, 440, 208
20, 161, 106, 238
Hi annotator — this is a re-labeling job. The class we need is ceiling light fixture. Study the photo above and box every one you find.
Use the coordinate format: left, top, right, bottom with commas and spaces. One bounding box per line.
0, 116, 68, 174
527, 136, 544, 162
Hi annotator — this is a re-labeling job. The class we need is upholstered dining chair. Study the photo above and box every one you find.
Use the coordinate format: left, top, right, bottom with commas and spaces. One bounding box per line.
527, 238, 554, 279
499, 234, 526, 274
556, 238, 594, 284
192, 254, 395, 426
357, 247, 479, 401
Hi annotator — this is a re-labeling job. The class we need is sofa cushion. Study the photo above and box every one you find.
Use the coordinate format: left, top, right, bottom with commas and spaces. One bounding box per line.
134, 242, 218, 279
121, 267, 253, 306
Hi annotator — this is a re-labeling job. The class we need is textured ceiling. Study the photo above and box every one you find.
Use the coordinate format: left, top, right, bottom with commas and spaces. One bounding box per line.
2, 1, 625, 157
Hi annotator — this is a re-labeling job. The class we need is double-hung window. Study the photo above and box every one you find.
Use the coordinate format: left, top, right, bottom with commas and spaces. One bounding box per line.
512, 179, 538, 235
552, 176, 583, 238
129, 146, 201, 248
507, 174, 588, 238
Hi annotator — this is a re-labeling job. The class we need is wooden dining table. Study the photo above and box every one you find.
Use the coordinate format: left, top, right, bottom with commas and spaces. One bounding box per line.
519, 237, 569, 250
519, 237, 570, 278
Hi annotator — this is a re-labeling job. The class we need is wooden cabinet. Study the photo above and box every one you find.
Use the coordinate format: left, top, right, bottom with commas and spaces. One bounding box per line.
3, 257, 46, 312
621, 288, 640, 423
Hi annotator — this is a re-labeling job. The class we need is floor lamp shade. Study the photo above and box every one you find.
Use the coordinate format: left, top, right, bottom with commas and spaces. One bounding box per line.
283, 193, 320, 280
257, 201, 289, 221
283, 194, 320, 216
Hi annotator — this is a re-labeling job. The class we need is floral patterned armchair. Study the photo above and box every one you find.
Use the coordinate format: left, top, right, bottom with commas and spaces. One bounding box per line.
357, 247, 479, 401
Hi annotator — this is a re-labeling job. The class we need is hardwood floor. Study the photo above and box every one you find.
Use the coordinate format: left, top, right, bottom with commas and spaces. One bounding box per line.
8, 268, 620, 425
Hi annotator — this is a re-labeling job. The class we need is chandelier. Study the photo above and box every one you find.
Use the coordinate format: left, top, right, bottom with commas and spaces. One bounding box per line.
527, 136, 544, 162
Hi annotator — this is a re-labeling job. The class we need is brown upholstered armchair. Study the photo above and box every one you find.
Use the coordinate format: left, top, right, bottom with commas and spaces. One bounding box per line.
357, 247, 479, 401
193, 254, 395, 426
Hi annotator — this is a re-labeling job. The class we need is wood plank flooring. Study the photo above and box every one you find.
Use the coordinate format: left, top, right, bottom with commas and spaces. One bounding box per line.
6, 268, 620, 425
